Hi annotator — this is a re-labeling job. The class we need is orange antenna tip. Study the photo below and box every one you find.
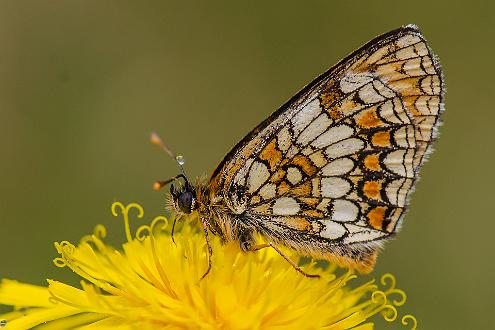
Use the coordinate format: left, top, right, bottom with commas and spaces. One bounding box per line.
153, 182, 162, 191
150, 131, 162, 146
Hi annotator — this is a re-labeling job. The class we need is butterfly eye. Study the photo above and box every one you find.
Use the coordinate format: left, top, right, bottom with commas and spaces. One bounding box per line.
178, 191, 194, 214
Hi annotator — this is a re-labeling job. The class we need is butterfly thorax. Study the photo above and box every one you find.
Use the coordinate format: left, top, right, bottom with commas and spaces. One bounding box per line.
198, 181, 253, 244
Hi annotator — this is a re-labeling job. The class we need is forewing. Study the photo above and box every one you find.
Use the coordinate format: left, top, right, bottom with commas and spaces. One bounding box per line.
209, 25, 443, 263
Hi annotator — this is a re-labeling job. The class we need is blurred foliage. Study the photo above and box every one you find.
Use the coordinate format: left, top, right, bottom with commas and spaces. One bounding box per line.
0, 1, 493, 328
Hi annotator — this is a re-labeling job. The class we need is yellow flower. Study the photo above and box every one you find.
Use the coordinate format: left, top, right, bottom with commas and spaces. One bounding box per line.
0, 202, 417, 330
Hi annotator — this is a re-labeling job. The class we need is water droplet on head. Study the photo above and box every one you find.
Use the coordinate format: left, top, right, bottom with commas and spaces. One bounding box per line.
176, 155, 185, 166
0, 319, 7, 328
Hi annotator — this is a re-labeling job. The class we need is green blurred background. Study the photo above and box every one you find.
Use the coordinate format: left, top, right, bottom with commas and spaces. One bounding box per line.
0, 0, 493, 328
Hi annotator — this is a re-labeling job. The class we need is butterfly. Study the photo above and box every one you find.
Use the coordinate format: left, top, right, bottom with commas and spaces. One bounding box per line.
153, 24, 444, 278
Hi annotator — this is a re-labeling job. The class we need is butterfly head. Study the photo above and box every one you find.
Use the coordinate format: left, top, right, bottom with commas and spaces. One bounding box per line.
170, 177, 197, 214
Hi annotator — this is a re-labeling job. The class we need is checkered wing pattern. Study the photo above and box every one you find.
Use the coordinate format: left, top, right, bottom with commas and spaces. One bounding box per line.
208, 25, 443, 271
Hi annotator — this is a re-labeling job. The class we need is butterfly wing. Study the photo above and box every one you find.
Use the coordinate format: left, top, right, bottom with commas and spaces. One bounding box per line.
208, 25, 444, 272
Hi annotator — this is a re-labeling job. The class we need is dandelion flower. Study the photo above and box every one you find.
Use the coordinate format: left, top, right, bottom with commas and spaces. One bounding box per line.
0, 202, 417, 329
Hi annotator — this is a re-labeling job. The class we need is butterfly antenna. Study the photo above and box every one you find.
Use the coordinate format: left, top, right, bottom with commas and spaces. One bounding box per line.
151, 131, 187, 175
151, 131, 189, 190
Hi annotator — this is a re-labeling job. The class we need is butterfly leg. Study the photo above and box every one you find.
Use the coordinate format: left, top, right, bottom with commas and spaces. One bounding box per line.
249, 242, 320, 278
200, 217, 213, 280
170, 215, 181, 246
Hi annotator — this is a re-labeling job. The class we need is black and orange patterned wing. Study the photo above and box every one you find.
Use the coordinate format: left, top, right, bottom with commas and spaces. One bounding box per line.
208, 25, 444, 271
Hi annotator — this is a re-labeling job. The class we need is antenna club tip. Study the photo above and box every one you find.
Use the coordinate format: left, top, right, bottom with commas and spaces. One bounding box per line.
150, 132, 162, 145
153, 182, 162, 191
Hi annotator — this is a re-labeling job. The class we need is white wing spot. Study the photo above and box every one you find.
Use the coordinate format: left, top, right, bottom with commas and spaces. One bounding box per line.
320, 221, 347, 240
287, 167, 302, 185
277, 127, 292, 152
331, 200, 359, 222
321, 177, 351, 198
312, 124, 354, 148
292, 99, 322, 135
321, 157, 354, 176
247, 161, 269, 193
326, 138, 365, 159
273, 197, 300, 215
297, 113, 332, 146
259, 183, 276, 200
